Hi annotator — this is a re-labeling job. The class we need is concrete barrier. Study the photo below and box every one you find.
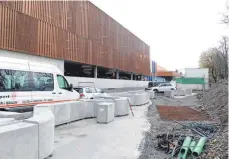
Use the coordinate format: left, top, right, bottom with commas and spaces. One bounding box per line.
174, 89, 186, 96
0, 122, 39, 159
96, 102, 115, 124
25, 107, 54, 159
0, 111, 33, 120
164, 91, 174, 98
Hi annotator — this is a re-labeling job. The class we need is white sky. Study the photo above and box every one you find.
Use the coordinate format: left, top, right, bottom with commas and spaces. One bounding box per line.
90, 0, 228, 71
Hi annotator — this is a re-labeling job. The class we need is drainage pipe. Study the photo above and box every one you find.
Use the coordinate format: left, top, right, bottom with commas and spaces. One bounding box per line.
178, 136, 192, 159
192, 137, 207, 157
189, 140, 197, 152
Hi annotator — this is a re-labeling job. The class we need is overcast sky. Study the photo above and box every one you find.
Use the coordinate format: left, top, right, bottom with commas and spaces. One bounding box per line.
90, 0, 228, 71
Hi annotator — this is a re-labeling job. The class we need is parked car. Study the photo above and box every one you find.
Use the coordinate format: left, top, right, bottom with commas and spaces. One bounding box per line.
148, 81, 168, 88
150, 83, 176, 92
73, 87, 110, 99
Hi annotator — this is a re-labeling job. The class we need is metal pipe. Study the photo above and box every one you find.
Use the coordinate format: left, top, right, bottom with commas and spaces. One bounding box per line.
192, 137, 207, 157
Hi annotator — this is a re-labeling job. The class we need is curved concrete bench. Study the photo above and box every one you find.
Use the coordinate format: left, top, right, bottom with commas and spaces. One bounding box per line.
133, 92, 149, 106
25, 106, 55, 159
53, 102, 72, 125
70, 101, 87, 122
116, 93, 134, 105
174, 89, 186, 96
83, 99, 114, 117
185, 89, 192, 95
34, 97, 131, 128
164, 91, 174, 98
149, 91, 155, 99
114, 91, 150, 106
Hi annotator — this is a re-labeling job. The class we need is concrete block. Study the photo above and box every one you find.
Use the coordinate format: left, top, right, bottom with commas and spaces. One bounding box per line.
174, 89, 186, 96
25, 110, 54, 159
164, 91, 174, 98
0, 122, 38, 159
0, 111, 33, 120
54, 102, 71, 126
96, 102, 115, 124
114, 97, 130, 116
149, 91, 155, 99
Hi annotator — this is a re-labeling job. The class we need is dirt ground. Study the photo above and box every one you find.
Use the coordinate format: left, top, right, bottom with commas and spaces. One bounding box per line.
138, 94, 220, 159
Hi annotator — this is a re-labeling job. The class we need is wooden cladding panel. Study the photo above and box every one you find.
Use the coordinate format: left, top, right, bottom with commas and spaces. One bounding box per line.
15, 11, 38, 54
0, 2, 150, 75
0, 5, 16, 50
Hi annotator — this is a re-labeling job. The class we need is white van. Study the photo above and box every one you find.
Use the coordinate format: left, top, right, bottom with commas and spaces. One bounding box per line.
0, 57, 80, 109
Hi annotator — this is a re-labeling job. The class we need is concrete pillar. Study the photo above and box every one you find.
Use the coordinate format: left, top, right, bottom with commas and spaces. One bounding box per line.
94, 66, 98, 78
116, 70, 119, 79
130, 73, 133, 80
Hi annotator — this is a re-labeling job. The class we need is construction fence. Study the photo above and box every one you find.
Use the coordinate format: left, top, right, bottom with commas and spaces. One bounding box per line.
175, 77, 205, 84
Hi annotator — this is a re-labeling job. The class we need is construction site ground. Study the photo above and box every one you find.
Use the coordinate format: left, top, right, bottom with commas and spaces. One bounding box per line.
138, 93, 222, 159
51, 89, 227, 159
51, 103, 150, 159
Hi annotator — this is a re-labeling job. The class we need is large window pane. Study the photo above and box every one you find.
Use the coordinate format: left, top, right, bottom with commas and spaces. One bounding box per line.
0, 69, 32, 92
57, 75, 69, 90
32, 72, 54, 91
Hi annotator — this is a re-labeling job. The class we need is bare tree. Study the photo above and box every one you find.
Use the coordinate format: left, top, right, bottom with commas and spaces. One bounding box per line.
199, 48, 218, 83
215, 36, 228, 79
199, 36, 228, 82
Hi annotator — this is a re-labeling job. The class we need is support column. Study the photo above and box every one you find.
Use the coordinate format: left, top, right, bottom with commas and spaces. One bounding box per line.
94, 66, 98, 78
130, 73, 133, 80
116, 70, 119, 79
141, 75, 144, 81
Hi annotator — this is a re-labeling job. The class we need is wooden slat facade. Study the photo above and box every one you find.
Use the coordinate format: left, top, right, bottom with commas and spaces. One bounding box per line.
0, 1, 150, 75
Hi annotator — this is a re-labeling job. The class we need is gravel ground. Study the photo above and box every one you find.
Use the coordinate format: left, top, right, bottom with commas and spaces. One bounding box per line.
138, 94, 218, 159
197, 80, 228, 159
